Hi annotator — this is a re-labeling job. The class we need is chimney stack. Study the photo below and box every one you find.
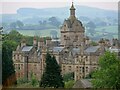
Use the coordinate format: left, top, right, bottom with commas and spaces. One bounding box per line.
33, 36, 37, 46
21, 39, 26, 48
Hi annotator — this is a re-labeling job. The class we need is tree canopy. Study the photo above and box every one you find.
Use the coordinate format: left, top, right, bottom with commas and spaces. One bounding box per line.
2, 40, 17, 86
48, 17, 61, 27
39, 53, 64, 88
92, 51, 120, 89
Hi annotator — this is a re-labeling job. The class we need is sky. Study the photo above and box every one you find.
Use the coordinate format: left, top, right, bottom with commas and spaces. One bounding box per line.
0, 0, 119, 14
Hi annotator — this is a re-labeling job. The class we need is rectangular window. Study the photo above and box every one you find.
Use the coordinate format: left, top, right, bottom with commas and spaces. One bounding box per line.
86, 67, 88, 72
82, 67, 84, 72
68, 66, 71, 71
64, 35, 66, 40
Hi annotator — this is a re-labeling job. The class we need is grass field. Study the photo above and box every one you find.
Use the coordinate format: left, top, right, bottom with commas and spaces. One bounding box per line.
95, 26, 118, 33
17, 25, 118, 39
17, 29, 60, 37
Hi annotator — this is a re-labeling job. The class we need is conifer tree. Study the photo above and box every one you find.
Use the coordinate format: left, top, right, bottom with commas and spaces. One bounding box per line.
2, 40, 17, 86
39, 53, 64, 88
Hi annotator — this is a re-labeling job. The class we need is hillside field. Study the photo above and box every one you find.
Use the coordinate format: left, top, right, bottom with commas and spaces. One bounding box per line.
17, 29, 60, 37
17, 25, 118, 38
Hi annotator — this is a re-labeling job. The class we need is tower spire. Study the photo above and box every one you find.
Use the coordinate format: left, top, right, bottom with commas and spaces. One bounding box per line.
70, 1, 76, 19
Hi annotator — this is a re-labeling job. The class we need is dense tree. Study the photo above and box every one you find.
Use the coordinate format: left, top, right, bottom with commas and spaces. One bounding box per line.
16, 20, 24, 28
86, 21, 96, 29
50, 30, 58, 39
3, 30, 23, 44
10, 22, 17, 29
63, 72, 74, 82
90, 41, 98, 46
2, 40, 17, 87
92, 51, 120, 89
30, 72, 38, 87
10, 21, 24, 29
48, 17, 61, 27
43, 20, 47, 25
38, 21, 42, 25
86, 21, 96, 36
40, 53, 64, 88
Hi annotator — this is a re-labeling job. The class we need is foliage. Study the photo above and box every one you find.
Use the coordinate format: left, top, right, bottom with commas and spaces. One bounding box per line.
87, 21, 96, 29
17, 76, 38, 87
86, 21, 96, 36
40, 53, 64, 88
85, 71, 95, 79
3, 30, 23, 45
64, 80, 74, 88
10, 22, 17, 29
16, 20, 24, 28
92, 51, 120, 89
50, 30, 58, 39
63, 72, 74, 82
30, 72, 39, 87
48, 17, 61, 27
3, 30, 35, 46
2, 40, 17, 86
10, 20, 24, 29
90, 41, 98, 46
17, 78, 28, 85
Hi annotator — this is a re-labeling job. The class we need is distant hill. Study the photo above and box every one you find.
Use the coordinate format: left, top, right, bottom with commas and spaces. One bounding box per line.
17, 5, 117, 18
1, 5, 117, 24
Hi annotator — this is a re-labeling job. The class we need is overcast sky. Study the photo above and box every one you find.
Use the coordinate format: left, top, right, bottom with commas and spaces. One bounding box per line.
0, 0, 119, 14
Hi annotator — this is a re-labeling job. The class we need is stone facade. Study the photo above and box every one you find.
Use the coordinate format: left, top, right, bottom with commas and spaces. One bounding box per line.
13, 2, 118, 81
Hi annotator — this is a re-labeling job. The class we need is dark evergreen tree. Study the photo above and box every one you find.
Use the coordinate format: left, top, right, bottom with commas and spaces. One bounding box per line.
2, 40, 17, 87
40, 53, 64, 88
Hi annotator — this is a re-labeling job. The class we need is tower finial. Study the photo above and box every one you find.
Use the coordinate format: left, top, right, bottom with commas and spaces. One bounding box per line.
72, 0, 74, 7
70, 0, 75, 18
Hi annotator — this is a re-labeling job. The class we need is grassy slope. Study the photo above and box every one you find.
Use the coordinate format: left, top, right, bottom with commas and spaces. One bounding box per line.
17, 29, 60, 37
95, 26, 118, 33
17, 25, 118, 38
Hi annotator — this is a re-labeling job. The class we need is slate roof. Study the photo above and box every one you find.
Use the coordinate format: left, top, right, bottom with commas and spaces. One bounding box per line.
65, 20, 72, 28
109, 48, 120, 53
85, 46, 100, 53
53, 47, 64, 52
64, 19, 83, 29
81, 79, 92, 88
22, 46, 33, 52
73, 79, 92, 88
77, 20, 83, 27
72, 48, 80, 56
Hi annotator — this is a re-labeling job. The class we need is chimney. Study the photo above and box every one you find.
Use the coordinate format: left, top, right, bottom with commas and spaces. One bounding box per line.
80, 42, 84, 55
21, 39, 26, 48
85, 36, 90, 45
99, 38, 105, 53
99, 38, 105, 46
46, 37, 52, 47
38, 38, 40, 49
40, 38, 44, 48
33, 36, 37, 46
